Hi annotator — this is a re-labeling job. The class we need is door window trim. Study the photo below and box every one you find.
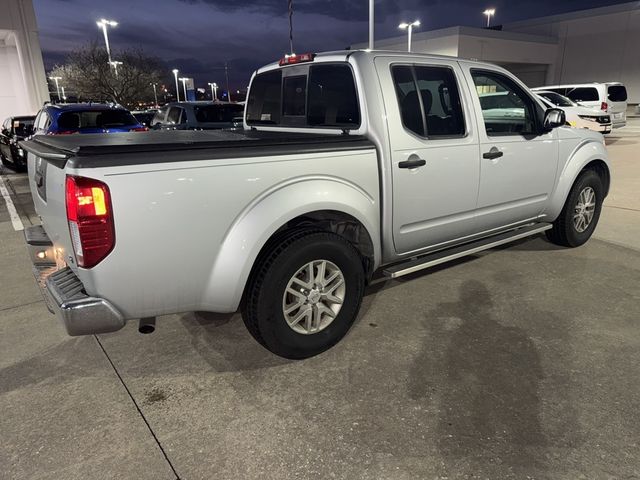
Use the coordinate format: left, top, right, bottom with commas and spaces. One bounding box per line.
390, 63, 468, 141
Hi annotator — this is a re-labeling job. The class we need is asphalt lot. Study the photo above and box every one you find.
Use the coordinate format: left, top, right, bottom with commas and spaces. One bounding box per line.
1, 120, 639, 480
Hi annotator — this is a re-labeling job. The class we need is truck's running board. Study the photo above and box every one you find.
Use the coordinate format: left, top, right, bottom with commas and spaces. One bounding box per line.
383, 223, 552, 279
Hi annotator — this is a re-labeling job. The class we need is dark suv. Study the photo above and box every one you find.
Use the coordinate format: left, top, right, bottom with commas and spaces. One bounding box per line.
151, 102, 244, 130
1, 116, 35, 171
32, 103, 147, 136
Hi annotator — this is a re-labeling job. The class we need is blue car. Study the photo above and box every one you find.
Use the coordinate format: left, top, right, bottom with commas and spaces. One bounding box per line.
32, 103, 147, 135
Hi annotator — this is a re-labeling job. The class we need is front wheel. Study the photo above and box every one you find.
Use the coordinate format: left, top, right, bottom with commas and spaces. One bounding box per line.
242, 231, 365, 359
546, 169, 604, 247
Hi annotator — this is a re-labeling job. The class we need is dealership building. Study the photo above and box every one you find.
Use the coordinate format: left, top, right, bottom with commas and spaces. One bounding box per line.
354, 2, 640, 104
0, 0, 49, 123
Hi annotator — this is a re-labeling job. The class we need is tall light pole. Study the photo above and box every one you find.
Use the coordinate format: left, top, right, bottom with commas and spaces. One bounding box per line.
369, 0, 374, 49
179, 77, 188, 102
225, 62, 231, 102
96, 19, 118, 66
172, 69, 180, 101
49, 76, 62, 102
151, 83, 159, 107
208, 82, 218, 101
61, 86, 66, 102
483, 8, 495, 27
398, 20, 420, 53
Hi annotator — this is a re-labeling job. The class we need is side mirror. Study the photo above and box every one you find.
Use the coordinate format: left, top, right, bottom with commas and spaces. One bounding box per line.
543, 108, 566, 130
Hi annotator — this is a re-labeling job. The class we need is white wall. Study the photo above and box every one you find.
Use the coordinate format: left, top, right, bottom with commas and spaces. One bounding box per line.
0, 0, 49, 121
505, 4, 640, 103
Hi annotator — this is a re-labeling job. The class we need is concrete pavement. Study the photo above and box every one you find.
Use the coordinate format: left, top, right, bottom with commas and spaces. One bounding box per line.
1, 122, 639, 479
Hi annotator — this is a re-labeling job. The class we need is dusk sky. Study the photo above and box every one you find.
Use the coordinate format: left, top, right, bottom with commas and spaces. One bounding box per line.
33, 0, 633, 91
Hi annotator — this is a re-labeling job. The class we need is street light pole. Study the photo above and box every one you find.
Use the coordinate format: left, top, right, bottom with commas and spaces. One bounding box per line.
369, 0, 374, 49
179, 77, 188, 102
96, 19, 118, 66
172, 69, 180, 101
483, 9, 495, 27
225, 62, 231, 102
208, 82, 218, 101
49, 76, 62, 103
151, 83, 158, 107
398, 20, 420, 52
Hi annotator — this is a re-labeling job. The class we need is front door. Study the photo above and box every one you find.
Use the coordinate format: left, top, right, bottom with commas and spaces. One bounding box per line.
462, 66, 558, 231
375, 57, 481, 254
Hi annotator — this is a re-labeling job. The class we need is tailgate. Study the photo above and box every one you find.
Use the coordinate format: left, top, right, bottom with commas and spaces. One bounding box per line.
21, 138, 77, 272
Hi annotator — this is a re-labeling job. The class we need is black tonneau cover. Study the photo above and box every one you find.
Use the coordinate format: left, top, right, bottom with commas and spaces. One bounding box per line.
20, 130, 375, 169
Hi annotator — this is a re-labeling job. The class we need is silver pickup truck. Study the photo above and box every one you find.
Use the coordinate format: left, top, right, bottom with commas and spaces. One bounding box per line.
21, 50, 611, 359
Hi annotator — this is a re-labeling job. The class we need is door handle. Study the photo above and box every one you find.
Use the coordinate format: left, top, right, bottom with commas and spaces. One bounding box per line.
483, 149, 503, 160
398, 158, 426, 169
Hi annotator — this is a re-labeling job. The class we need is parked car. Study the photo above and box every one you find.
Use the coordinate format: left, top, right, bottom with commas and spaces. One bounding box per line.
131, 110, 159, 128
22, 50, 610, 359
0, 116, 35, 171
32, 103, 147, 136
150, 101, 244, 130
535, 91, 612, 133
532, 83, 627, 129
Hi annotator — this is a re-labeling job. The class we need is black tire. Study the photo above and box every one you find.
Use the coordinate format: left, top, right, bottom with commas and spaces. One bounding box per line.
242, 230, 365, 359
546, 169, 604, 247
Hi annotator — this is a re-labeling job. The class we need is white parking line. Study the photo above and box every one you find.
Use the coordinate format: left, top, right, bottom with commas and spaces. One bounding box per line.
0, 175, 24, 231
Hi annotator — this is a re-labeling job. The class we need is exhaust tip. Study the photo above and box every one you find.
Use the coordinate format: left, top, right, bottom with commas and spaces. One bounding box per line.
138, 317, 156, 334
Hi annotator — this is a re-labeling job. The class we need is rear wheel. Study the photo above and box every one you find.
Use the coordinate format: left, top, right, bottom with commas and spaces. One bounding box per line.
546, 169, 604, 247
242, 230, 365, 359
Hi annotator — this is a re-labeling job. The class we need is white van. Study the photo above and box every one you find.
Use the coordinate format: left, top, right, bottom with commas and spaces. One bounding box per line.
532, 82, 627, 129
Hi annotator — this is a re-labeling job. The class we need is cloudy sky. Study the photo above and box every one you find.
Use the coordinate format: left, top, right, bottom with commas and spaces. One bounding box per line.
33, 0, 633, 91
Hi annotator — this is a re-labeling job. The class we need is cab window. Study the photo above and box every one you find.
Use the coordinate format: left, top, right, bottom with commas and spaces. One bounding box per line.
392, 65, 465, 138
472, 70, 538, 136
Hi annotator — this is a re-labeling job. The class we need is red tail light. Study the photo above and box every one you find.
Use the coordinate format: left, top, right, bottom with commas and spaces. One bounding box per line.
131, 127, 149, 132
601, 102, 608, 111
65, 176, 115, 268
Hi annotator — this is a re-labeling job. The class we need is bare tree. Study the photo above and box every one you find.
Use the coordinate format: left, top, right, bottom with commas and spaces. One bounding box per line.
50, 42, 164, 108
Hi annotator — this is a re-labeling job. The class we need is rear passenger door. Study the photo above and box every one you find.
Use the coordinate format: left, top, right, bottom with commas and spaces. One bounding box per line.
376, 57, 481, 254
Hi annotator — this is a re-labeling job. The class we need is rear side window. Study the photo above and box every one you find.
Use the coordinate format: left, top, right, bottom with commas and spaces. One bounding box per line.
246, 70, 282, 124
246, 63, 360, 129
392, 65, 465, 138
167, 107, 184, 124
566, 87, 599, 102
307, 65, 360, 127
57, 110, 138, 130
608, 85, 627, 102
194, 104, 244, 122
152, 107, 168, 125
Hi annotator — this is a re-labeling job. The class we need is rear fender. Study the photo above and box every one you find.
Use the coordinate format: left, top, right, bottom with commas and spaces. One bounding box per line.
202, 176, 380, 312
544, 138, 610, 221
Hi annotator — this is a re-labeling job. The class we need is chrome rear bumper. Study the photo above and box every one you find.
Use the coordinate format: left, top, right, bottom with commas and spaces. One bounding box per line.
25, 225, 126, 336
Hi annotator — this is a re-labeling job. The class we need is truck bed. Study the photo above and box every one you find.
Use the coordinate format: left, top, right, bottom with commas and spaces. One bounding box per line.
21, 130, 374, 169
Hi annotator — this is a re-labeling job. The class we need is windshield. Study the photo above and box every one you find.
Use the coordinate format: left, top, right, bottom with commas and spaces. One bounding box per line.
194, 104, 244, 123
538, 91, 575, 107
58, 110, 139, 130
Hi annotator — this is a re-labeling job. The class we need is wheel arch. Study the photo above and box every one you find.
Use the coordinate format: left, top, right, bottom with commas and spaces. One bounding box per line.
544, 139, 611, 222
200, 178, 381, 313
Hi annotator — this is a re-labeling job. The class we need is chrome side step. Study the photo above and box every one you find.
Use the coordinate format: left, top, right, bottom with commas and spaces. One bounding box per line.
383, 223, 552, 279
